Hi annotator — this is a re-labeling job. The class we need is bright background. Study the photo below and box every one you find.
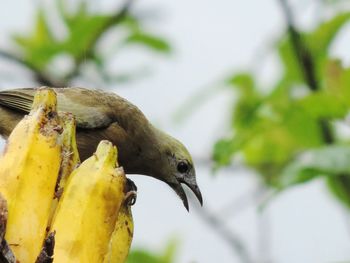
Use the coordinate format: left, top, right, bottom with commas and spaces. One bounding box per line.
1, 1, 350, 262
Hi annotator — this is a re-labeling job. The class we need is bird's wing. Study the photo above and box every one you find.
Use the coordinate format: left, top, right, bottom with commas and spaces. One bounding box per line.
0, 89, 33, 113
0, 88, 114, 129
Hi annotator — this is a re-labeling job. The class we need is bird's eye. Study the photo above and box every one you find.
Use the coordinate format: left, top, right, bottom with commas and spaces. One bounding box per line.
177, 161, 189, 174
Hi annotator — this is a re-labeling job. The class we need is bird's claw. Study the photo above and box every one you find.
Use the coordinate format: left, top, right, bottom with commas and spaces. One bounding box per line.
124, 178, 137, 206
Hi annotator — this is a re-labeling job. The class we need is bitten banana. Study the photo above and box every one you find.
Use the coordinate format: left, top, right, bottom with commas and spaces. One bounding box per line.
56, 112, 81, 194
47, 112, 81, 229
0, 89, 62, 263
51, 140, 126, 263
104, 190, 135, 263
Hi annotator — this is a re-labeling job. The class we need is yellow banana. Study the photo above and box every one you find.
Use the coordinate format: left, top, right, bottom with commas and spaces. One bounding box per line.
56, 112, 81, 195
47, 112, 81, 229
51, 140, 126, 263
104, 189, 136, 263
0, 89, 62, 263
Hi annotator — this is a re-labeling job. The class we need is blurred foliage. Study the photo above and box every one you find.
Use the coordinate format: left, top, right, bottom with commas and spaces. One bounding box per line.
1, 0, 171, 86
127, 240, 177, 263
212, 12, 350, 208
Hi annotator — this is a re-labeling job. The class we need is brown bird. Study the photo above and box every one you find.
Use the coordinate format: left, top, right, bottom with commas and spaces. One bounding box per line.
0, 87, 202, 210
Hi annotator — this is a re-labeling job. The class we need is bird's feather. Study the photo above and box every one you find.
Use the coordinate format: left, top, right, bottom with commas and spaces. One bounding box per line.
0, 88, 117, 129
0, 90, 33, 113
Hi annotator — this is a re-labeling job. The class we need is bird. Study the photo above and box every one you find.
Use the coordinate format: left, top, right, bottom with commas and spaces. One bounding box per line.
0, 87, 202, 210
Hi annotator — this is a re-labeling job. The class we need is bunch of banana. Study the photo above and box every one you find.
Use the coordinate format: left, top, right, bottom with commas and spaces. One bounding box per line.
0, 88, 135, 263
0, 89, 62, 263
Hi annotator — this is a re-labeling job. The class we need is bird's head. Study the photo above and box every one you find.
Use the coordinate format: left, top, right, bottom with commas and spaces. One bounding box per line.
152, 130, 203, 211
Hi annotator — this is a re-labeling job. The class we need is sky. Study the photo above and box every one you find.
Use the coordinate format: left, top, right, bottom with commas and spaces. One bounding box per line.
1, 0, 350, 262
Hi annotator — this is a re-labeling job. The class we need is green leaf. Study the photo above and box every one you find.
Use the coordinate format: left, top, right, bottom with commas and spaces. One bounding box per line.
280, 145, 350, 187
127, 250, 164, 263
228, 73, 262, 128
213, 117, 262, 167
23, 0, 130, 65
227, 73, 256, 94
122, 15, 141, 31
213, 74, 324, 171
127, 240, 177, 263
213, 138, 236, 166
308, 13, 350, 82
13, 9, 53, 47
324, 59, 350, 104
297, 91, 349, 119
125, 33, 171, 53
58, 0, 90, 28
278, 35, 304, 84
277, 13, 350, 86
12, 9, 61, 69
56, 1, 117, 59
61, 14, 112, 58
160, 239, 178, 263
244, 105, 322, 163
306, 12, 350, 57
327, 175, 350, 209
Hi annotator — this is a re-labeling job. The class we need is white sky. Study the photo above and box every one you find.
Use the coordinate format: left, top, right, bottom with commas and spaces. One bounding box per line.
1, 0, 350, 262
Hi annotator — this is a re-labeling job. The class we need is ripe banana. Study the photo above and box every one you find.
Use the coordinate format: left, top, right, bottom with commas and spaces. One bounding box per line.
103, 190, 135, 263
0, 89, 62, 263
56, 112, 81, 195
47, 112, 81, 229
51, 140, 127, 263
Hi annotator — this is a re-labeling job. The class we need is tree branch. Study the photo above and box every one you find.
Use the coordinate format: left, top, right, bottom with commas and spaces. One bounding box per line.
0, 50, 59, 87
256, 185, 272, 263
218, 187, 264, 219
277, 0, 334, 144
191, 197, 253, 263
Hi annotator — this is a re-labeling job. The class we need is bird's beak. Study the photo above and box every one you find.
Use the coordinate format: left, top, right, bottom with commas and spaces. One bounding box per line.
168, 181, 190, 211
181, 176, 203, 207
168, 174, 203, 211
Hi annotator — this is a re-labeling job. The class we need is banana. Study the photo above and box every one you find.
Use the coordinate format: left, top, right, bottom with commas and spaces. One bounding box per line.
0, 89, 62, 263
51, 140, 126, 263
47, 112, 81, 229
56, 112, 81, 195
103, 188, 136, 263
